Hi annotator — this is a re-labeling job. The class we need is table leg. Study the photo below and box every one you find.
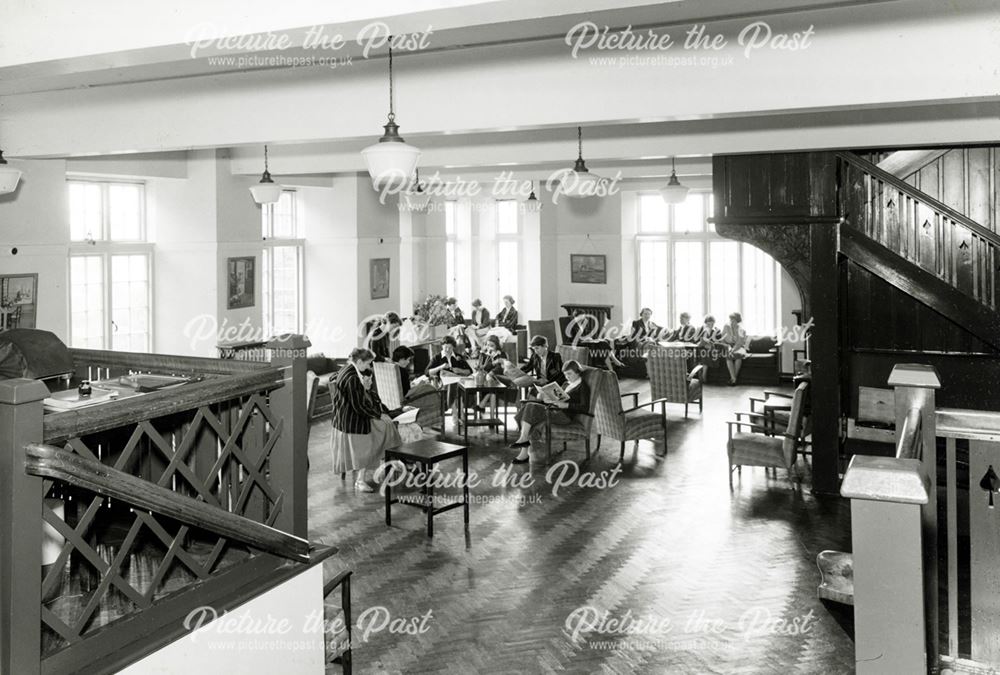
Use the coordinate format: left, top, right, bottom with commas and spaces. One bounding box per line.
463, 391, 469, 446
425, 463, 434, 537
384, 457, 392, 526
502, 394, 508, 443
462, 451, 470, 528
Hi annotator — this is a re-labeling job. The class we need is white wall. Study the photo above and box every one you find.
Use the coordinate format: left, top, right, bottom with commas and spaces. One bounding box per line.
119, 564, 325, 674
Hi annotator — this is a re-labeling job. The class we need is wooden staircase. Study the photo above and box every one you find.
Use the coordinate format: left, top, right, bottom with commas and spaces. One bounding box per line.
836, 151, 1000, 348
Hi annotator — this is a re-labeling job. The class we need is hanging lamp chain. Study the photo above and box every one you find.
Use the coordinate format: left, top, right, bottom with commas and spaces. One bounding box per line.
264, 145, 269, 172
388, 42, 395, 122
577, 126, 583, 160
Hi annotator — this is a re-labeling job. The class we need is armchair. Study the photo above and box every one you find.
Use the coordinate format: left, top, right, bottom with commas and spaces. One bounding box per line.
593, 369, 669, 463
645, 347, 704, 418
372, 362, 445, 431
727, 381, 808, 489
528, 366, 602, 463
556, 344, 590, 367
527, 319, 558, 350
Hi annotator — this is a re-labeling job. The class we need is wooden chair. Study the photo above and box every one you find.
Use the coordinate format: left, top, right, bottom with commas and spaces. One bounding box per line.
726, 381, 809, 488
527, 366, 602, 463
324, 569, 353, 673
592, 369, 669, 463
749, 380, 812, 456
556, 344, 590, 367
527, 319, 558, 350
645, 347, 704, 418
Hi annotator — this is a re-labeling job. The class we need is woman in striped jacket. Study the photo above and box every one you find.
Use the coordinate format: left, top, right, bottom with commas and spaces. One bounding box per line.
330, 347, 402, 492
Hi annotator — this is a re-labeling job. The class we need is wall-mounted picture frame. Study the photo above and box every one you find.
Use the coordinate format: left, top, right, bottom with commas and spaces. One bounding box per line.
570, 254, 607, 284
226, 256, 255, 309
0, 273, 38, 330
370, 258, 391, 300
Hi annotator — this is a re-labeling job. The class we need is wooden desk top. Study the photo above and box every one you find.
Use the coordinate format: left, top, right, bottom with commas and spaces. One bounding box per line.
386, 439, 468, 462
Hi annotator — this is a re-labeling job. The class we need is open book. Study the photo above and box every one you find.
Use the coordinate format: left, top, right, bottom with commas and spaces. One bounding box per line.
535, 381, 569, 405
392, 406, 420, 424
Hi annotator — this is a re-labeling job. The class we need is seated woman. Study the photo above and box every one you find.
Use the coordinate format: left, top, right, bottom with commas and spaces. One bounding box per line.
472, 335, 505, 414
667, 312, 698, 343
507, 360, 589, 464
694, 314, 724, 381
367, 312, 401, 362
720, 312, 750, 385
390, 345, 439, 403
330, 347, 402, 493
462, 298, 492, 355
493, 295, 519, 332
425, 335, 473, 418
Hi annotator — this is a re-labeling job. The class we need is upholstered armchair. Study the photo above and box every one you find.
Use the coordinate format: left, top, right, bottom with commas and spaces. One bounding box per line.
372, 362, 445, 431
645, 347, 704, 418
749, 381, 812, 444
592, 369, 669, 463
527, 319, 559, 350
557, 344, 590, 367
726, 381, 809, 488
528, 366, 602, 463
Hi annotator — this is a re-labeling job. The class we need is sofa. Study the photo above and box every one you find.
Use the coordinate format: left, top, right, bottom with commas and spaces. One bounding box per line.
306, 354, 348, 420
704, 336, 780, 386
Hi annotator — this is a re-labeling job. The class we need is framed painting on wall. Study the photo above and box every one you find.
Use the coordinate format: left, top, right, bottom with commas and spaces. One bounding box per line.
0, 273, 38, 330
570, 254, 607, 284
227, 256, 255, 309
370, 258, 391, 300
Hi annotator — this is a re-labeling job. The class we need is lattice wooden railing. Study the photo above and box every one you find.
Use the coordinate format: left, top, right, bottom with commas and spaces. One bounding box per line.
0, 335, 314, 675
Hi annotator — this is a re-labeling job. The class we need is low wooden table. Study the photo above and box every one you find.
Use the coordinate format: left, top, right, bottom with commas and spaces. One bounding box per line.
384, 440, 470, 537
455, 378, 510, 444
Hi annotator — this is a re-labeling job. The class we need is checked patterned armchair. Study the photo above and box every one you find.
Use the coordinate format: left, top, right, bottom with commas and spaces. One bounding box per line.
372, 362, 445, 431
646, 347, 704, 418
593, 369, 669, 463
726, 381, 808, 489
528, 366, 603, 463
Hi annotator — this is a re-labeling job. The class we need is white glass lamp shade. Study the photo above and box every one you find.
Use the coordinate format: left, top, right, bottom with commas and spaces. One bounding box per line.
362, 141, 422, 190
523, 192, 542, 213
401, 188, 431, 212
561, 170, 602, 199
660, 170, 689, 204
0, 165, 22, 194
250, 179, 283, 205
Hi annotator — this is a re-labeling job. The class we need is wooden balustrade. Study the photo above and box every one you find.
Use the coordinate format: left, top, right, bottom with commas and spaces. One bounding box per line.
837, 151, 999, 313
0, 335, 318, 674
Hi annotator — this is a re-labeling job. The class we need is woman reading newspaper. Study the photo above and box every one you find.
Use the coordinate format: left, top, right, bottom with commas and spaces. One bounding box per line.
507, 360, 590, 464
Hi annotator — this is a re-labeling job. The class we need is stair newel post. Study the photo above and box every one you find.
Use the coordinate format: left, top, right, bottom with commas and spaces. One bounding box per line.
888, 363, 942, 673
0, 378, 49, 675
267, 334, 312, 538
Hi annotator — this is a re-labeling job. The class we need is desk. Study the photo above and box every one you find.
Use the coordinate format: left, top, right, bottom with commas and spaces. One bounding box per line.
455, 378, 510, 444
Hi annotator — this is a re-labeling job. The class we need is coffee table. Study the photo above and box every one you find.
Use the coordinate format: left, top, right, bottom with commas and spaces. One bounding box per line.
455, 377, 511, 444
384, 440, 470, 537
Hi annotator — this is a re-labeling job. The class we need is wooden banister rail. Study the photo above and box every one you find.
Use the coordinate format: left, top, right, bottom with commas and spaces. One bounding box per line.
895, 407, 923, 460
70, 347, 271, 377
43, 366, 284, 444
836, 151, 1000, 248
24, 443, 311, 563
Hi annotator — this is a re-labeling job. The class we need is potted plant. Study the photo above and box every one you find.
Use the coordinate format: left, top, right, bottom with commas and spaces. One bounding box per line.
412, 294, 452, 339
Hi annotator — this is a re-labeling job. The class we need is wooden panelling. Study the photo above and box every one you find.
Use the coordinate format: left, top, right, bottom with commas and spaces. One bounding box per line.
969, 440, 1000, 665
713, 152, 837, 221
910, 147, 999, 234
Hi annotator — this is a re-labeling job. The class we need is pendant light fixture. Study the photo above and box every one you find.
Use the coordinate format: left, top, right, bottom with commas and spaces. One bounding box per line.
0, 150, 22, 195
361, 42, 421, 190
660, 156, 689, 205
524, 180, 542, 213
401, 168, 431, 212
561, 126, 601, 198
250, 145, 283, 205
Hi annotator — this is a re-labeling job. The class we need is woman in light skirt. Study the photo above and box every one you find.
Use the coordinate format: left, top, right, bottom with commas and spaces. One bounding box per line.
330, 347, 402, 492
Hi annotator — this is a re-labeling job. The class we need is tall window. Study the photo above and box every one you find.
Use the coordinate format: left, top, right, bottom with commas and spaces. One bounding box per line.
68, 180, 151, 351
637, 191, 781, 333
261, 191, 303, 335
495, 200, 519, 305
445, 201, 457, 300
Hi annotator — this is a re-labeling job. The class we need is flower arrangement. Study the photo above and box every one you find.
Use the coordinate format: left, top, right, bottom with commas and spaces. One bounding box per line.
412, 294, 453, 327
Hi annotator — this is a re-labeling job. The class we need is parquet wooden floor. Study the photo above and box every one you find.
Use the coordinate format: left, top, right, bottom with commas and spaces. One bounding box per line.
308, 382, 855, 675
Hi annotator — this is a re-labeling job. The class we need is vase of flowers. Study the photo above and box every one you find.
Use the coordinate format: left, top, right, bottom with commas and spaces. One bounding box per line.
412, 294, 452, 340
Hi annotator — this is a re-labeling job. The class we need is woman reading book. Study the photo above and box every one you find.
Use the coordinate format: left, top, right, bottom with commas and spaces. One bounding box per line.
507, 360, 590, 464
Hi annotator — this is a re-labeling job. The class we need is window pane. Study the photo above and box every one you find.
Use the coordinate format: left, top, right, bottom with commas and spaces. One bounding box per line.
262, 191, 296, 238
709, 241, 739, 322
69, 182, 102, 241
707, 193, 716, 232
639, 194, 668, 233
673, 193, 705, 233
111, 254, 149, 352
444, 201, 456, 236
445, 241, 456, 300
496, 200, 518, 234
673, 241, 704, 321
638, 241, 669, 321
741, 244, 778, 335
109, 184, 143, 240
265, 246, 300, 335
70, 255, 105, 348
497, 241, 518, 302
